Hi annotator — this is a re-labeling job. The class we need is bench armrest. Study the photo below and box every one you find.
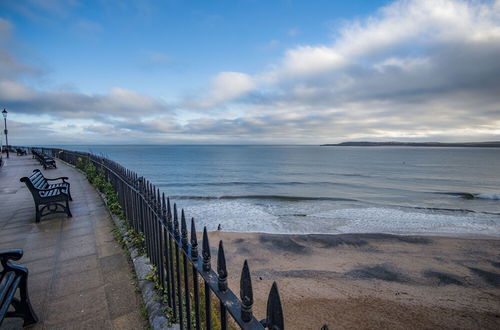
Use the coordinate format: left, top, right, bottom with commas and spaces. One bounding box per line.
0, 249, 23, 261
46, 177, 69, 183
0, 249, 28, 277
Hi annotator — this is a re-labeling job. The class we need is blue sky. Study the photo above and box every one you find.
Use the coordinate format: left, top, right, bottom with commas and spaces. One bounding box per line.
1, 0, 499, 144
5, 1, 388, 97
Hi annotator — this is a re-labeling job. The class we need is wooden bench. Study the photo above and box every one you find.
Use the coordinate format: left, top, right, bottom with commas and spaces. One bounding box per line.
20, 172, 72, 223
16, 148, 27, 156
32, 150, 57, 169
28, 169, 73, 201
0, 250, 38, 327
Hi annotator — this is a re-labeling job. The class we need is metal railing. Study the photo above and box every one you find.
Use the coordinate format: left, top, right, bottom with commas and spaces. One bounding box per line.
33, 147, 329, 330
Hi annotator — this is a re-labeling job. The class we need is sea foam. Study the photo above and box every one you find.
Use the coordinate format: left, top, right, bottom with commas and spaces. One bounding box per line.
475, 193, 500, 200
181, 199, 500, 236
312, 207, 500, 236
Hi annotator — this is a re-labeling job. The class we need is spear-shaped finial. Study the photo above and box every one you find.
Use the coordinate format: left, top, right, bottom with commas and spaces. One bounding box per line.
181, 209, 188, 249
161, 193, 167, 223
173, 203, 179, 239
166, 198, 172, 231
156, 188, 161, 211
240, 260, 254, 322
190, 218, 198, 261
202, 227, 211, 271
217, 241, 228, 292
264, 282, 284, 330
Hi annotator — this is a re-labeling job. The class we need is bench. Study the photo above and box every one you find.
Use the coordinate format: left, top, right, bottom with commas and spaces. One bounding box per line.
20, 172, 72, 223
32, 150, 56, 169
16, 148, 27, 156
28, 169, 73, 201
0, 250, 38, 327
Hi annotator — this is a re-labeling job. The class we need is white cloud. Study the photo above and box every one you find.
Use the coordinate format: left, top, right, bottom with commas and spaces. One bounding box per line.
211, 72, 255, 101
280, 46, 346, 78
0, 80, 35, 100
189, 72, 256, 108
1, 81, 173, 120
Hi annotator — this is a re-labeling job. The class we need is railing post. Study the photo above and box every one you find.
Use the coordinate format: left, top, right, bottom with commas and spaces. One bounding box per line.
181, 210, 191, 329
202, 227, 212, 329
166, 198, 177, 321
190, 218, 201, 330
162, 193, 172, 307
217, 241, 228, 330
173, 204, 183, 329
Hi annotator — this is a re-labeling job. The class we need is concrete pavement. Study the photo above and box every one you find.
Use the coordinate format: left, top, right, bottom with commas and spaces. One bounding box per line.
0, 154, 146, 329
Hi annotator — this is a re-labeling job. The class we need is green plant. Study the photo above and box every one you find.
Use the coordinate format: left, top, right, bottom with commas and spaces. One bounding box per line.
140, 304, 148, 320
108, 202, 122, 215
125, 229, 146, 255
163, 306, 175, 326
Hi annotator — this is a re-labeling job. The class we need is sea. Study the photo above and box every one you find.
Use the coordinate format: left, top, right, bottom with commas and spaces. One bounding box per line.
56, 145, 500, 237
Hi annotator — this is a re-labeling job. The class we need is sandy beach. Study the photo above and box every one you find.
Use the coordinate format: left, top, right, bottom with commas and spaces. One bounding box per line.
208, 232, 500, 329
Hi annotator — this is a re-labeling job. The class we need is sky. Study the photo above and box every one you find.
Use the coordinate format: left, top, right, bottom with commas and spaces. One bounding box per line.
1, 0, 499, 145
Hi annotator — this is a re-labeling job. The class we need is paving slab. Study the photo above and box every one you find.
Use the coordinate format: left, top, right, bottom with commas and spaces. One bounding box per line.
0, 155, 147, 329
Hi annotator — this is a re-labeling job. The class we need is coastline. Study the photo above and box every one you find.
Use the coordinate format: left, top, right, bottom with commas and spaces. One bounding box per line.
320, 141, 500, 147
207, 231, 500, 329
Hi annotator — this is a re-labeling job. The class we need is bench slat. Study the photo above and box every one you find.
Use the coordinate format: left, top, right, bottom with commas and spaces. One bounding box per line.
0, 272, 16, 306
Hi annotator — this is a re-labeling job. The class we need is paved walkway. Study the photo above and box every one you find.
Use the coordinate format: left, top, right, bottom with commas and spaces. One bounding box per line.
0, 155, 146, 329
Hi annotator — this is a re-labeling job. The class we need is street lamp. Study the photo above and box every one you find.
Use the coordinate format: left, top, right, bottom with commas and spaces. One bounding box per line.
2, 109, 8, 158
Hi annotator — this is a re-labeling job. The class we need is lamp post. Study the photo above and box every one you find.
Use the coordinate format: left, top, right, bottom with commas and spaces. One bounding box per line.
2, 109, 8, 158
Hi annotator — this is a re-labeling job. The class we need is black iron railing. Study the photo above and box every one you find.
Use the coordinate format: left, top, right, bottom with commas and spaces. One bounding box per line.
31, 147, 329, 330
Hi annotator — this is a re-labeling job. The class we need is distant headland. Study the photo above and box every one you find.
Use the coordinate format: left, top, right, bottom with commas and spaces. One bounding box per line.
321, 141, 500, 147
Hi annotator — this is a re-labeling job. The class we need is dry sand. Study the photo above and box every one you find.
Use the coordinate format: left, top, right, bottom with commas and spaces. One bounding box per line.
207, 232, 500, 329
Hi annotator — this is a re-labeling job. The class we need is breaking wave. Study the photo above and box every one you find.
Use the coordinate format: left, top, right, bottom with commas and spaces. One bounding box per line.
435, 192, 500, 200
171, 195, 358, 202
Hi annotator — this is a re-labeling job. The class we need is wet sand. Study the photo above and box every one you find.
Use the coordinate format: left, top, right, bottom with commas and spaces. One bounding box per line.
207, 232, 500, 329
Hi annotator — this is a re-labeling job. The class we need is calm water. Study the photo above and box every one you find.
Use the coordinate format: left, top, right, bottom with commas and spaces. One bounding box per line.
58, 145, 500, 236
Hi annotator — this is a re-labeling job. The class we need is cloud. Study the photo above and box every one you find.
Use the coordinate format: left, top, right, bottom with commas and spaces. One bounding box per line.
187, 72, 256, 108
0, 82, 173, 120
280, 46, 346, 78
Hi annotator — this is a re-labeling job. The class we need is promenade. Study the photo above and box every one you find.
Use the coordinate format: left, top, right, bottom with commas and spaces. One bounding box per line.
0, 155, 145, 329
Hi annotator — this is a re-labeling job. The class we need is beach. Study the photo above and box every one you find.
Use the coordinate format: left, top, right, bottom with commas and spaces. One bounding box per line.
208, 231, 500, 329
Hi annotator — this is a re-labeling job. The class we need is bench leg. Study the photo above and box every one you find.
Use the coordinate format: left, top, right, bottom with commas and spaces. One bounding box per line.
35, 204, 41, 223
16, 274, 39, 326
66, 200, 72, 217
